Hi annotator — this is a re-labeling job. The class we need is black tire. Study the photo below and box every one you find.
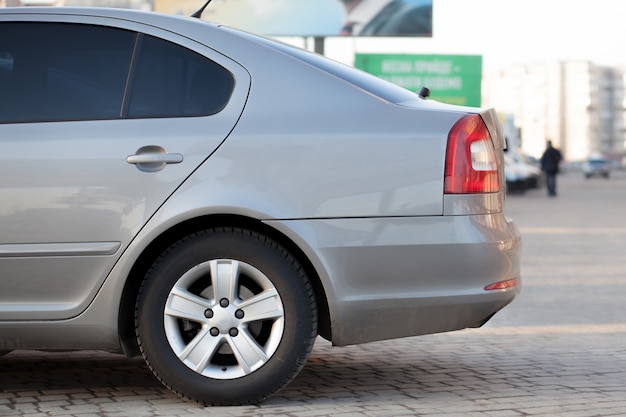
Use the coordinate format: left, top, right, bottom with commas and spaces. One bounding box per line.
135, 228, 317, 405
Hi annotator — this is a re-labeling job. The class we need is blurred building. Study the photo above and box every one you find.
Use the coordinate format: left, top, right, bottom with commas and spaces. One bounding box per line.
483, 61, 626, 162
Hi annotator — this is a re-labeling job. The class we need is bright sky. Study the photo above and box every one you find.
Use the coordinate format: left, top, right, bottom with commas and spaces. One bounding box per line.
432, 0, 626, 69
331, 0, 626, 71
203, 0, 626, 71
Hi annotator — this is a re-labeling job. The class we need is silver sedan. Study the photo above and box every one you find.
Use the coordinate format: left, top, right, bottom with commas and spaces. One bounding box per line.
0, 6, 521, 405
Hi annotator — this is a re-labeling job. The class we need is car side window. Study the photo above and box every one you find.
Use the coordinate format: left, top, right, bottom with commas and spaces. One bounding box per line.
127, 35, 234, 118
0, 22, 234, 124
0, 22, 135, 123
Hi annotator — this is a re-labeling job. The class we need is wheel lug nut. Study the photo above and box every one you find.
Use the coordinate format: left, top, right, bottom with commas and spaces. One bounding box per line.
229, 328, 238, 337
210, 327, 220, 336
220, 298, 229, 308
235, 309, 244, 319
204, 309, 214, 318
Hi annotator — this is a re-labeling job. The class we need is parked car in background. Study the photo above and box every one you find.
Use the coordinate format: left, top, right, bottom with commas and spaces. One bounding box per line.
515, 152, 544, 189
582, 156, 610, 179
504, 152, 543, 193
0, 7, 521, 405
504, 154, 528, 193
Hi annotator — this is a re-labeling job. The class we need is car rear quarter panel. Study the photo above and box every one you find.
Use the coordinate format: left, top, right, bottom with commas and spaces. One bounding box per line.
201, 48, 466, 218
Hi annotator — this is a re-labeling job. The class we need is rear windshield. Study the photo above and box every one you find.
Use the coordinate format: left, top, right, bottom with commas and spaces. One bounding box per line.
227, 29, 420, 104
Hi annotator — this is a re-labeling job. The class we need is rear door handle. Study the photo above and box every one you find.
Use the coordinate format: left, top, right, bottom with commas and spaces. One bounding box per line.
127, 153, 183, 164
127, 146, 183, 172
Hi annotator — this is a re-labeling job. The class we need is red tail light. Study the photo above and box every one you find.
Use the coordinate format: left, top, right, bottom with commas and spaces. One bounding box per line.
444, 114, 500, 194
484, 278, 518, 291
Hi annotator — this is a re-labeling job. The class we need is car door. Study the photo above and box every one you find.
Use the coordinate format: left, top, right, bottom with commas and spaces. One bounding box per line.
0, 17, 250, 320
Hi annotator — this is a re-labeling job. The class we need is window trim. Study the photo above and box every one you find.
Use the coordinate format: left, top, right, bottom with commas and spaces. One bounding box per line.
120, 33, 144, 119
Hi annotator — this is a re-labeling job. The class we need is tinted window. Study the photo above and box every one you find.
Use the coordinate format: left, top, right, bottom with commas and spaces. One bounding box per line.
127, 35, 234, 118
0, 23, 135, 123
0, 22, 234, 124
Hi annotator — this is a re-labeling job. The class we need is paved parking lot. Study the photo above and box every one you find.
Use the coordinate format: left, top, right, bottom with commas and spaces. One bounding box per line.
2, 170, 626, 417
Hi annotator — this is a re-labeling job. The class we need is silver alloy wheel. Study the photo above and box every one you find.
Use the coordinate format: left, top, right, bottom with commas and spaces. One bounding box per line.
163, 259, 285, 380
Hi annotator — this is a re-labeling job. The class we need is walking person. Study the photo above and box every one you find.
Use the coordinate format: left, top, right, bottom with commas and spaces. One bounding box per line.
540, 140, 563, 197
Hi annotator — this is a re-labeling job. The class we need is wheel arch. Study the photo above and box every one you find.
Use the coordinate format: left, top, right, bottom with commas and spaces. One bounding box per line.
117, 214, 331, 357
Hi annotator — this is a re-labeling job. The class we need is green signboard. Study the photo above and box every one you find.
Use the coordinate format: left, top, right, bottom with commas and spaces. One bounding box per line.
355, 54, 482, 107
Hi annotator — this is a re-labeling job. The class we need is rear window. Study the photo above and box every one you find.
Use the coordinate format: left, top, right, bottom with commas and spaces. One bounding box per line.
228, 29, 419, 104
128, 35, 234, 118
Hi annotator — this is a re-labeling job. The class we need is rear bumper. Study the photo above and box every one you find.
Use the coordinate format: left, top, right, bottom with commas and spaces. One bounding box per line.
271, 213, 522, 346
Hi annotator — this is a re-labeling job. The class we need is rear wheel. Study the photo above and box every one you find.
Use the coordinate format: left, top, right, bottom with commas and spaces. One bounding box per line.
135, 228, 317, 405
